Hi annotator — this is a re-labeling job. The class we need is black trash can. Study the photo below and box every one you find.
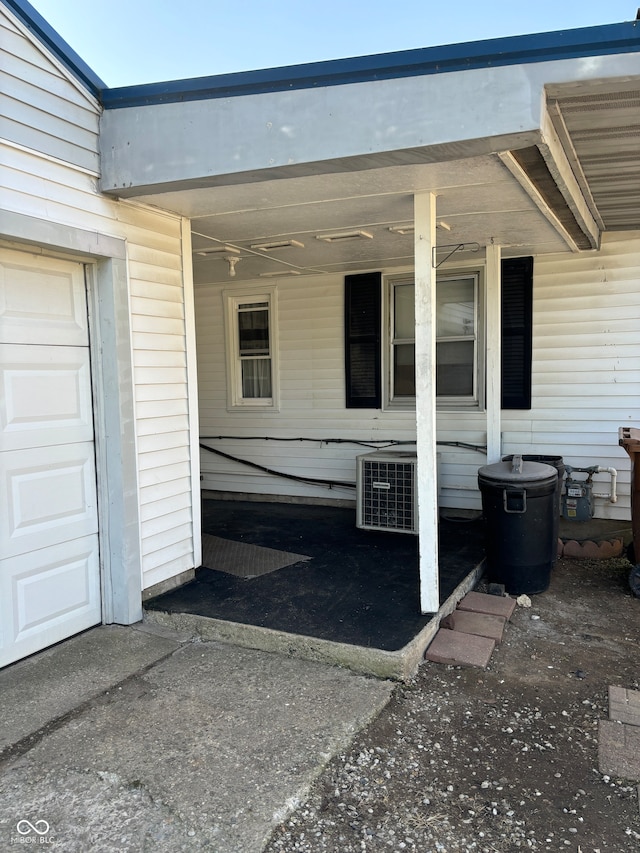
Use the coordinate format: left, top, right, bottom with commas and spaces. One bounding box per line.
478, 455, 558, 595
503, 454, 565, 562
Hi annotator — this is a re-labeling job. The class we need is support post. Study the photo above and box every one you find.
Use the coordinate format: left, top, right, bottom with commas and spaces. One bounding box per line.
485, 243, 502, 464
414, 193, 439, 613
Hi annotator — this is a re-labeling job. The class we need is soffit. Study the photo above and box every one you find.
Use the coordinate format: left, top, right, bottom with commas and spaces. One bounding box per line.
135, 154, 571, 286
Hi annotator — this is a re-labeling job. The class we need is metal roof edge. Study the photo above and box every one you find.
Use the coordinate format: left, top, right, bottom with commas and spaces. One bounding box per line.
101, 20, 640, 110
3, 0, 107, 96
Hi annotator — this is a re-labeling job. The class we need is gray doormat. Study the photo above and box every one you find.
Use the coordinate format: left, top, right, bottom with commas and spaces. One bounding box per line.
201, 534, 311, 579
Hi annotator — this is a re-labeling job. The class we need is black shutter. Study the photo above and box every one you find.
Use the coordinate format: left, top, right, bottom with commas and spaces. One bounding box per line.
501, 257, 533, 410
345, 273, 382, 408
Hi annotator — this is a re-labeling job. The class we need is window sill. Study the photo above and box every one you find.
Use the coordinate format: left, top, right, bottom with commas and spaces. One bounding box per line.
226, 403, 280, 413
384, 398, 484, 413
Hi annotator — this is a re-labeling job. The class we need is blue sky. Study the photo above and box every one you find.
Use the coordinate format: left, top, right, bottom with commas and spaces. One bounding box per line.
28, 0, 638, 88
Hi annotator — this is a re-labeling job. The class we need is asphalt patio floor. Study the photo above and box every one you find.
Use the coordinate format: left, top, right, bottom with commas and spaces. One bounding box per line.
145, 498, 485, 649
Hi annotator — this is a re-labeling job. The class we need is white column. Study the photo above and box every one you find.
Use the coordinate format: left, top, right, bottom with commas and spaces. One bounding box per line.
414, 192, 439, 613
485, 243, 502, 464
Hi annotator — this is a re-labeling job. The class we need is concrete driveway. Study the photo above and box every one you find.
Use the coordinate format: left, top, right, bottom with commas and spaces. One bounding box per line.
0, 625, 392, 852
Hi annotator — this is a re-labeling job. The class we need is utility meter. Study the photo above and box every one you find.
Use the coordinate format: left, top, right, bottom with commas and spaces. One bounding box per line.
561, 466, 597, 521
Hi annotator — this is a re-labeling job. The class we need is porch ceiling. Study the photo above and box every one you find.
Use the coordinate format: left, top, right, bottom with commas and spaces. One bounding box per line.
137, 154, 572, 286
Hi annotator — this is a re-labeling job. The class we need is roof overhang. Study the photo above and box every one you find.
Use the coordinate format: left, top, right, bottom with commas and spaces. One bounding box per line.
9, 0, 639, 282
99, 45, 640, 202
98, 43, 640, 280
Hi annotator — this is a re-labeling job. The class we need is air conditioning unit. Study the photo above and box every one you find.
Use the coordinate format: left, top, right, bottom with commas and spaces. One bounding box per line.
356, 450, 418, 534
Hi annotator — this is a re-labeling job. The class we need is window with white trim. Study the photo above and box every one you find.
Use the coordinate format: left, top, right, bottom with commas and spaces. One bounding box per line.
387, 272, 483, 408
224, 287, 278, 409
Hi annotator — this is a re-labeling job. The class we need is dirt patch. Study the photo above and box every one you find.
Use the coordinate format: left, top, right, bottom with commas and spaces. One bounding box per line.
265, 556, 639, 852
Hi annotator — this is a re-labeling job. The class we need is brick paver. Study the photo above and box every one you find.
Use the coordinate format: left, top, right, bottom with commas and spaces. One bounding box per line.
598, 719, 640, 779
609, 686, 640, 727
456, 591, 516, 620
425, 628, 495, 669
440, 610, 507, 643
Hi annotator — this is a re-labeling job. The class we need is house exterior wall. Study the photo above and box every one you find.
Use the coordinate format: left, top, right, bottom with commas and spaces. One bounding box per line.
1, 5, 199, 592
503, 232, 640, 522
1, 7, 99, 172
196, 267, 486, 511
196, 234, 640, 522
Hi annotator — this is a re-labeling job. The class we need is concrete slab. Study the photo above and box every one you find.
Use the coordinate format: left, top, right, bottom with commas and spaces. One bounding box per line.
142, 554, 486, 682
457, 591, 517, 620
0, 625, 181, 755
609, 685, 640, 727
598, 719, 640, 779
0, 640, 392, 852
441, 610, 507, 643
425, 628, 495, 669
145, 608, 417, 681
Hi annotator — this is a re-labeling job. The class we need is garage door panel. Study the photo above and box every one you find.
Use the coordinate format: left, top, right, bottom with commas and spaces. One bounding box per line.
0, 535, 101, 667
1, 440, 98, 560
0, 249, 101, 669
0, 344, 94, 451
0, 252, 88, 346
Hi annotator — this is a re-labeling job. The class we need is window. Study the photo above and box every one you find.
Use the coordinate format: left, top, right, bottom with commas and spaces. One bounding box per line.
224, 287, 278, 409
344, 258, 532, 411
390, 281, 416, 398
388, 272, 481, 407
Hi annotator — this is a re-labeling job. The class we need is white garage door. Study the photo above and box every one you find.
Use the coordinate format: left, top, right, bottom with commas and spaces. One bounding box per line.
0, 249, 101, 668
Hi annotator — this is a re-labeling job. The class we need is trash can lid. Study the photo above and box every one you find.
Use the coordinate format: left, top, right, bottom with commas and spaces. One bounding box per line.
478, 454, 557, 487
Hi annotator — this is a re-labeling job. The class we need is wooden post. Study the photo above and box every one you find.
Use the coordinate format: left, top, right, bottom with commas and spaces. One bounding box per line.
414, 192, 439, 613
485, 242, 502, 464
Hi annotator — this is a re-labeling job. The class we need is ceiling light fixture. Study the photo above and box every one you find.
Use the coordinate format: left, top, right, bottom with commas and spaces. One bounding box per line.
259, 270, 301, 277
225, 256, 240, 277
315, 230, 373, 243
193, 245, 240, 256
388, 221, 452, 235
388, 224, 414, 235
250, 239, 305, 251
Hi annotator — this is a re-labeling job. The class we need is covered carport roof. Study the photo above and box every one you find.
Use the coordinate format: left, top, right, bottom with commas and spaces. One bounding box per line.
12, 0, 637, 285
94, 19, 640, 284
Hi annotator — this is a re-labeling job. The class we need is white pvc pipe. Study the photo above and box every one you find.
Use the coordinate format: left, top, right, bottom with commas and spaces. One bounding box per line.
592, 466, 617, 503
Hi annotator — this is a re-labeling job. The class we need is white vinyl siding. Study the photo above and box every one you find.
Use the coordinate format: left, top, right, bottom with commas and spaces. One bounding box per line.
197, 234, 640, 519
503, 232, 640, 521
197, 272, 485, 507
1, 3, 198, 592
0, 9, 99, 173
131, 264, 194, 588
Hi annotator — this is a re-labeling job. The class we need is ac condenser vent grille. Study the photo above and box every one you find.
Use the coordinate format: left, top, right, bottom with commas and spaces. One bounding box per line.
356, 451, 418, 534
